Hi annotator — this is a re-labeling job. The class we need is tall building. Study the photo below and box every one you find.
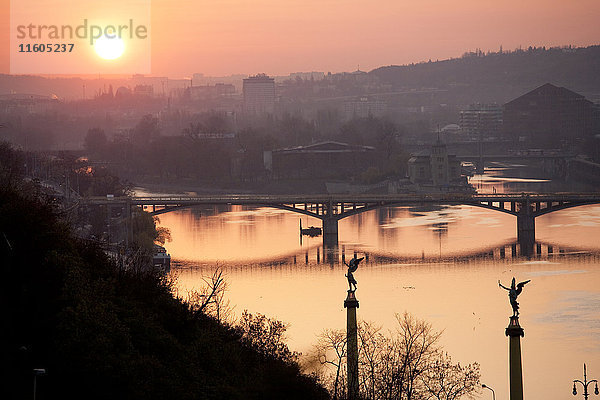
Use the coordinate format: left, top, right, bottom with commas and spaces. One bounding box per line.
503, 83, 599, 146
243, 74, 275, 115
459, 103, 503, 137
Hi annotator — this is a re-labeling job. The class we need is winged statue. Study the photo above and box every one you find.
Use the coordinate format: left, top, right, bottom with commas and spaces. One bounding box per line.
499, 277, 531, 316
344, 255, 364, 292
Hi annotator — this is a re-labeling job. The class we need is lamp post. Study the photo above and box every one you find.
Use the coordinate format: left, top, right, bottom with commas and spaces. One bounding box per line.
482, 383, 496, 400
33, 369, 46, 400
573, 363, 599, 400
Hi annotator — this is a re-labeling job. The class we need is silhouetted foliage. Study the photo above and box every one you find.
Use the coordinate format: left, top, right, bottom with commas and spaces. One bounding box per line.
1, 143, 329, 399
236, 310, 298, 364
132, 114, 160, 146
84, 127, 108, 155
0, 140, 25, 187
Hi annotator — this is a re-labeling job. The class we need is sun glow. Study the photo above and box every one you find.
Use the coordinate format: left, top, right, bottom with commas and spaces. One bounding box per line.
94, 35, 125, 60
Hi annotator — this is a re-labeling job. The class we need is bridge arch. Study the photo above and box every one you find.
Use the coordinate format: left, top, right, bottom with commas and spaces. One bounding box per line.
533, 201, 600, 217
86, 193, 600, 252
137, 197, 600, 221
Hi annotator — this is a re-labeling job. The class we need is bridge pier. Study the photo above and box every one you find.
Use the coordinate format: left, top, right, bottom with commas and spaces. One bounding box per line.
322, 217, 339, 247
517, 201, 535, 256
476, 158, 485, 174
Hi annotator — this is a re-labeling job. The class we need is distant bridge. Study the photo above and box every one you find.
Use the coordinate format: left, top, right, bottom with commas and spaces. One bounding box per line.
84, 192, 600, 253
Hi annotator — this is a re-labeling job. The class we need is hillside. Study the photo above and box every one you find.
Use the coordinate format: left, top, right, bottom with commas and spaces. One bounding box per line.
0, 146, 328, 400
370, 45, 600, 103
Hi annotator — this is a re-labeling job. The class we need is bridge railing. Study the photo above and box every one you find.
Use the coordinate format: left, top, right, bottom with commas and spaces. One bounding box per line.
82, 192, 600, 207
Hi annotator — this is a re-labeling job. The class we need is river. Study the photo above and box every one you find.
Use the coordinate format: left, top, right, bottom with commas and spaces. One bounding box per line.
142, 164, 600, 399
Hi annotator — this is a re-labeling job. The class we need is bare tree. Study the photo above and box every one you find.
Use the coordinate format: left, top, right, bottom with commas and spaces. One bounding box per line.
312, 329, 348, 399
312, 313, 479, 400
420, 353, 480, 400
357, 320, 387, 399
396, 312, 442, 399
187, 268, 232, 323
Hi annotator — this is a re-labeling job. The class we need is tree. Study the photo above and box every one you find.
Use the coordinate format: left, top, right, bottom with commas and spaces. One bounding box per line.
312, 328, 348, 399
132, 114, 160, 146
357, 320, 388, 399
130, 213, 171, 253
236, 310, 298, 363
84, 128, 107, 154
395, 312, 442, 399
187, 268, 231, 323
420, 352, 480, 400
312, 313, 480, 400
0, 141, 25, 187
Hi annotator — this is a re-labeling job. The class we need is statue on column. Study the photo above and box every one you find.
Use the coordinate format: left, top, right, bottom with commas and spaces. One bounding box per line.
344, 255, 363, 292
499, 277, 531, 316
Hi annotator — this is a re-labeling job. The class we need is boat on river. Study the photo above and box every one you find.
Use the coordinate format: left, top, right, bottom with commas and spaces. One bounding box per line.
300, 219, 322, 237
152, 245, 171, 270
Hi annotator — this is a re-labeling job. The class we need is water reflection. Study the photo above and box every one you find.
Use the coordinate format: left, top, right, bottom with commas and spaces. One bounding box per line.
469, 161, 598, 193
158, 201, 600, 262
146, 164, 600, 400
172, 253, 600, 400
156, 202, 600, 400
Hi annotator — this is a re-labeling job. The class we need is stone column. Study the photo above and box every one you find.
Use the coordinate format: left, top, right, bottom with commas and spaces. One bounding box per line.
344, 290, 359, 400
505, 316, 524, 400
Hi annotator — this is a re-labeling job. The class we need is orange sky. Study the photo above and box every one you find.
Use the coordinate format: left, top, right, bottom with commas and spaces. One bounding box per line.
2, 0, 600, 77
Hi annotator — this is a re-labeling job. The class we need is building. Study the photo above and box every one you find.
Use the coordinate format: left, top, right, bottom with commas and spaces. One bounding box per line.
459, 103, 503, 137
243, 74, 275, 115
0, 93, 59, 115
131, 74, 169, 96
343, 97, 387, 120
407, 140, 462, 186
503, 83, 599, 146
288, 71, 325, 81
187, 83, 236, 101
266, 141, 376, 179
133, 84, 154, 97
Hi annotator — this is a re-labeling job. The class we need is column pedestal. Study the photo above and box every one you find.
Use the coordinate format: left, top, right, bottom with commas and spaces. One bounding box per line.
505, 316, 524, 400
344, 291, 359, 400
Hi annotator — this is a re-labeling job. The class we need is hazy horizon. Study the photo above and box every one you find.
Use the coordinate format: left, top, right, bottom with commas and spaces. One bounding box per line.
1, 42, 598, 82
2, 0, 600, 77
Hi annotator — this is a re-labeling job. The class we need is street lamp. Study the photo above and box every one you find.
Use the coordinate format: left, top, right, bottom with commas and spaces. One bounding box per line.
573, 363, 599, 399
482, 383, 496, 400
33, 368, 46, 400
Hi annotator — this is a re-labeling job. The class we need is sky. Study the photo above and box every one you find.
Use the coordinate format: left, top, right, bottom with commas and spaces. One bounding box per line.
1, 0, 600, 77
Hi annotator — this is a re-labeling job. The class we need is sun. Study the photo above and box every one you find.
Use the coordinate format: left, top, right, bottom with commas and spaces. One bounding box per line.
94, 35, 125, 60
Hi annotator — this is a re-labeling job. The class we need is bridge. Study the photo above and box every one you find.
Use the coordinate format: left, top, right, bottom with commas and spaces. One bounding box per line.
83, 192, 600, 254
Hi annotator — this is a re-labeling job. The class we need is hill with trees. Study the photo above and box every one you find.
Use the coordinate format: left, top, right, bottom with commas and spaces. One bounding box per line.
0, 142, 328, 400
370, 45, 600, 103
